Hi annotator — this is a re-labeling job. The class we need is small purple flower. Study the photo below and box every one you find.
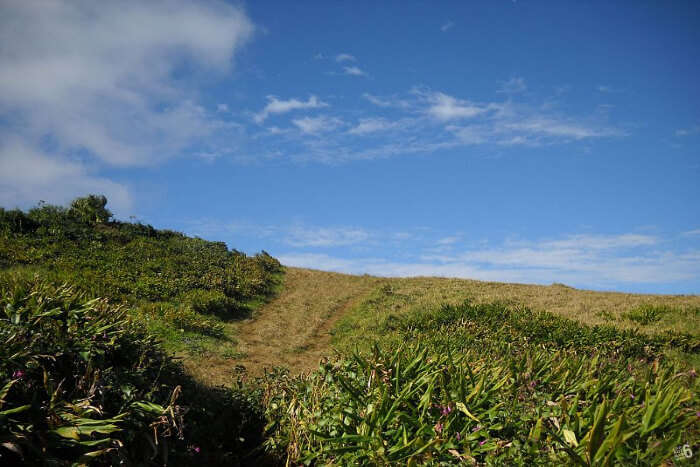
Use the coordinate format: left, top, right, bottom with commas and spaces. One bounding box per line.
455, 432, 461, 441
12, 370, 24, 379
696, 411, 700, 418
193, 446, 200, 454
630, 394, 635, 399
441, 405, 453, 416
472, 425, 481, 432
479, 440, 487, 446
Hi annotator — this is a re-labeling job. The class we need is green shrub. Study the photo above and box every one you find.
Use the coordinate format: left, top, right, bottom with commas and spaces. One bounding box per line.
265, 344, 698, 465
622, 304, 671, 325
265, 300, 700, 464
68, 194, 112, 225
0, 275, 184, 465
181, 289, 245, 319
139, 302, 226, 338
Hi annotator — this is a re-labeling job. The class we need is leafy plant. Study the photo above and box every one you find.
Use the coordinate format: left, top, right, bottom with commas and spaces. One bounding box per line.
622, 304, 669, 325
0, 275, 183, 464
264, 301, 699, 465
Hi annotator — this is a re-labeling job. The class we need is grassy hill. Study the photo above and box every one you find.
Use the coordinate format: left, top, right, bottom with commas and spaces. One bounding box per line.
256, 270, 699, 465
0, 196, 282, 465
1, 196, 698, 465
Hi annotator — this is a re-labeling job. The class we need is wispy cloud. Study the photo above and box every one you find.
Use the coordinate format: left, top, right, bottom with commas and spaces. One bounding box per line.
440, 21, 455, 32
343, 66, 368, 77
498, 76, 527, 94
437, 235, 462, 246
347, 118, 408, 135
502, 117, 623, 140
285, 226, 370, 247
675, 125, 700, 136
363, 93, 411, 109
292, 115, 344, 134
256, 86, 624, 163
335, 53, 356, 63
254, 95, 328, 123
424, 92, 492, 121
278, 231, 699, 289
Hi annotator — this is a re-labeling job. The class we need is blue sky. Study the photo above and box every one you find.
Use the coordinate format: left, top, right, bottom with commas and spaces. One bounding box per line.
1, 1, 699, 293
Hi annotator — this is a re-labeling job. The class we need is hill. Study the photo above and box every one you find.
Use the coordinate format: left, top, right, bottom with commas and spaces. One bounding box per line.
1, 195, 698, 465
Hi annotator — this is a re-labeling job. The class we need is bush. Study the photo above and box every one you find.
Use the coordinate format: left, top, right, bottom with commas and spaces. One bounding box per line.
622, 304, 669, 325
181, 289, 245, 319
139, 301, 226, 338
265, 343, 698, 465
68, 194, 112, 225
0, 275, 184, 465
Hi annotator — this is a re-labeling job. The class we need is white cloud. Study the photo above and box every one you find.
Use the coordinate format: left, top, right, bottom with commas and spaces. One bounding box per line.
502, 117, 621, 140
0, 139, 131, 214
441, 21, 455, 32
278, 231, 700, 289
437, 236, 461, 245
285, 226, 370, 247
292, 115, 344, 134
0, 0, 253, 167
682, 229, 700, 237
254, 95, 328, 123
343, 66, 368, 77
335, 53, 356, 63
425, 92, 490, 121
498, 77, 527, 94
0, 0, 254, 207
257, 87, 623, 163
362, 93, 411, 109
217, 103, 229, 112
348, 118, 403, 135
540, 234, 657, 250
675, 125, 700, 136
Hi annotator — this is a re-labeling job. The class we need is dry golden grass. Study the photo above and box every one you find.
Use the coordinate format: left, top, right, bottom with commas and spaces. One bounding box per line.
184, 267, 700, 384
184, 267, 380, 384
356, 276, 700, 333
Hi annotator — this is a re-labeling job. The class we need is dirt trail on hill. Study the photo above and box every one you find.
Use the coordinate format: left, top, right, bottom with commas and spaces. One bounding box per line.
234, 268, 379, 377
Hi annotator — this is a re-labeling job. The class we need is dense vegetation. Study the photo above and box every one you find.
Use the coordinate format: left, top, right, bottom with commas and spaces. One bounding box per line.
0, 196, 281, 465
0, 195, 282, 345
263, 301, 699, 465
1, 196, 697, 465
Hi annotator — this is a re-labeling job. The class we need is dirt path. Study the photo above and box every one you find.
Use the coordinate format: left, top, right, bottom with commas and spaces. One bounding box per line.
231, 267, 379, 377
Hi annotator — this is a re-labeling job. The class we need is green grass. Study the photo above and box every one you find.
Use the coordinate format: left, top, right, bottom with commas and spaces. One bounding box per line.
2, 196, 699, 465
0, 198, 283, 364
264, 300, 700, 465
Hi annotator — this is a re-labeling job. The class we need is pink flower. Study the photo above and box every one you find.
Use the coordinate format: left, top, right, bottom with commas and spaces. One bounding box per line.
12, 370, 24, 379
434, 422, 443, 433
455, 432, 461, 441
479, 440, 487, 446
193, 446, 200, 454
472, 425, 481, 432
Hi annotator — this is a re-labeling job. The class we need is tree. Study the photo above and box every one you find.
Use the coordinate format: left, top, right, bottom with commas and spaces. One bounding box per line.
69, 195, 112, 224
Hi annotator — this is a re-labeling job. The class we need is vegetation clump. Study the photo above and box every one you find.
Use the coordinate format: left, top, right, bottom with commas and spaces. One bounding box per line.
0, 196, 282, 351
0, 275, 184, 464
264, 301, 699, 465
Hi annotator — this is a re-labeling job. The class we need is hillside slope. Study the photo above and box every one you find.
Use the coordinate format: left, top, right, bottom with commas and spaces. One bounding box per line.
227, 267, 700, 379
